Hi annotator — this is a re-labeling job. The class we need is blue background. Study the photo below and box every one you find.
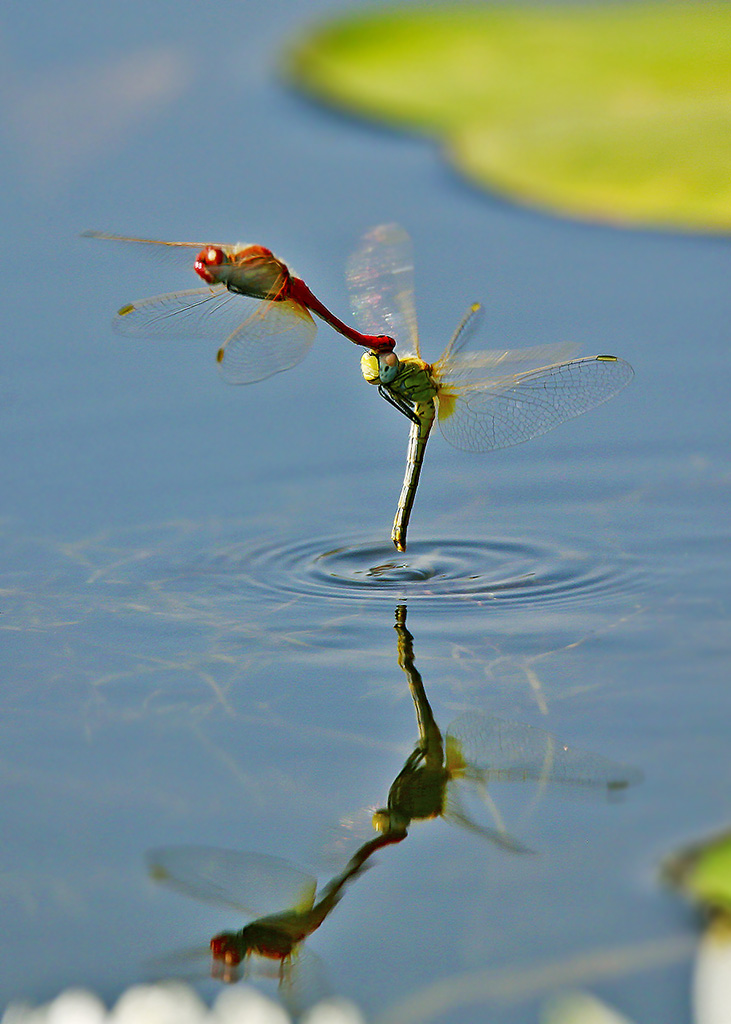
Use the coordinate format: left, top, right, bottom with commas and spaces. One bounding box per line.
1, 2, 729, 1021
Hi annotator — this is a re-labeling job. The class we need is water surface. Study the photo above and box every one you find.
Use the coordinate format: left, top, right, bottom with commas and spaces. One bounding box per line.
1, 3, 729, 1021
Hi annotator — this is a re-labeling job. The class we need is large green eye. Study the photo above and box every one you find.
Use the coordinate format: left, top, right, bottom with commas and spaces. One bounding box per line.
361, 351, 380, 385
379, 351, 399, 384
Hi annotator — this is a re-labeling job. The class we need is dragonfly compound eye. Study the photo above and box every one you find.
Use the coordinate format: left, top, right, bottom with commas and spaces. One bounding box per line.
361, 351, 381, 385
378, 352, 399, 384
195, 246, 225, 283
205, 247, 225, 266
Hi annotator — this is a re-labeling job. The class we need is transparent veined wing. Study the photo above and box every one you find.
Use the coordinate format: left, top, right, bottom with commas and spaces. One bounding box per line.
82, 230, 226, 271
113, 285, 238, 339
434, 338, 581, 385
431, 302, 486, 370
436, 355, 634, 452
147, 846, 318, 917
216, 298, 317, 384
346, 223, 419, 357
446, 713, 642, 794
82, 230, 218, 274
83, 230, 212, 248
113, 287, 317, 384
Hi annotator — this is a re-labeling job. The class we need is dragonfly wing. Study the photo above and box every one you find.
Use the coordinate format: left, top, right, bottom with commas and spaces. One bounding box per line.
446, 713, 642, 794
83, 231, 209, 249
83, 231, 229, 273
443, 786, 533, 854
147, 846, 318, 917
113, 285, 248, 340
280, 946, 330, 1019
145, 943, 213, 983
435, 303, 485, 365
216, 298, 317, 384
346, 223, 420, 357
437, 354, 634, 451
434, 341, 581, 384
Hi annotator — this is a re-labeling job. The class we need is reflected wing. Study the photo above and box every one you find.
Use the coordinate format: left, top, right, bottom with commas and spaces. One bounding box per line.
446, 713, 642, 793
442, 786, 533, 854
147, 846, 318, 917
146, 943, 213, 983
437, 355, 634, 452
279, 945, 330, 1019
346, 223, 419, 357
217, 298, 317, 384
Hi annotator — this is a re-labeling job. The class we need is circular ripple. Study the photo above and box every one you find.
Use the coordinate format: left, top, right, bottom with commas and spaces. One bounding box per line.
198, 535, 639, 608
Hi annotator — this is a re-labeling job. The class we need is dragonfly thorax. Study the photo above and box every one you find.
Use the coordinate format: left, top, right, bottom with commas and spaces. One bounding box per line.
391, 357, 438, 405
387, 764, 448, 822
195, 244, 291, 301
241, 919, 301, 961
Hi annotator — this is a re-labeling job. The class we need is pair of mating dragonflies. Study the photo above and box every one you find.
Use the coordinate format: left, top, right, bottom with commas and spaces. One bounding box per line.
86, 225, 633, 549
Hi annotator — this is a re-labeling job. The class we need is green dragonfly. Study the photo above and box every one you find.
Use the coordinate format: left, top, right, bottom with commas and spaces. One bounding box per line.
348, 224, 634, 551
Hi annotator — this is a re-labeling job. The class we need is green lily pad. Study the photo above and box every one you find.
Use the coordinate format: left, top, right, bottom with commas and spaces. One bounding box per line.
286, 3, 731, 231
663, 830, 731, 913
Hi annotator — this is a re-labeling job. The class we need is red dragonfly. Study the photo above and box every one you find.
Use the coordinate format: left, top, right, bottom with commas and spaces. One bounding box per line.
84, 231, 395, 384
148, 832, 402, 996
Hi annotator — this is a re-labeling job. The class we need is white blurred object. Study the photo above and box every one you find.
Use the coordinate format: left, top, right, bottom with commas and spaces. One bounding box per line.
2, 990, 107, 1024
1, 983, 364, 1024
300, 998, 366, 1024
111, 984, 206, 1024
211, 987, 290, 1024
694, 921, 731, 1024
542, 990, 634, 1024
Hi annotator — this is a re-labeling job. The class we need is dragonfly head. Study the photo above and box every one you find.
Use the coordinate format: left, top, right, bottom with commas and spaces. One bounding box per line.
210, 931, 244, 967
372, 806, 409, 838
195, 246, 227, 284
361, 350, 400, 386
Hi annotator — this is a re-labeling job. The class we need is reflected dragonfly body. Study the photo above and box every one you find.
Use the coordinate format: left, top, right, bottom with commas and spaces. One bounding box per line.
84, 231, 394, 385
149, 832, 402, 986
372, 607, 641, 849
349, 224, 634, 550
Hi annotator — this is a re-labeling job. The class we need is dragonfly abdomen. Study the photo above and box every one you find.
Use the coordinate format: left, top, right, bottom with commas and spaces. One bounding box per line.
392, 401, 436, 551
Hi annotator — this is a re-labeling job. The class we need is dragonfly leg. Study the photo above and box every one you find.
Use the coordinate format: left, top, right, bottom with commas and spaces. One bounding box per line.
378, 385, 420, 426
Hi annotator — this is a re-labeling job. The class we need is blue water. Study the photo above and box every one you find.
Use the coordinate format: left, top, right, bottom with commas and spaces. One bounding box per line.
1, 2, 730, 1021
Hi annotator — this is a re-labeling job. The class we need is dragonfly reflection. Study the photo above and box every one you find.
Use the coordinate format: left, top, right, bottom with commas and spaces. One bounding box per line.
148, 830, 403, 1001
371, 606, 641, 849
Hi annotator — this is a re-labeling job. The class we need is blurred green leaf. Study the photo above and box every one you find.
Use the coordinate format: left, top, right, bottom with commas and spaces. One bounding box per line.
287, 3, 731, 231
663, 830, 731, 912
